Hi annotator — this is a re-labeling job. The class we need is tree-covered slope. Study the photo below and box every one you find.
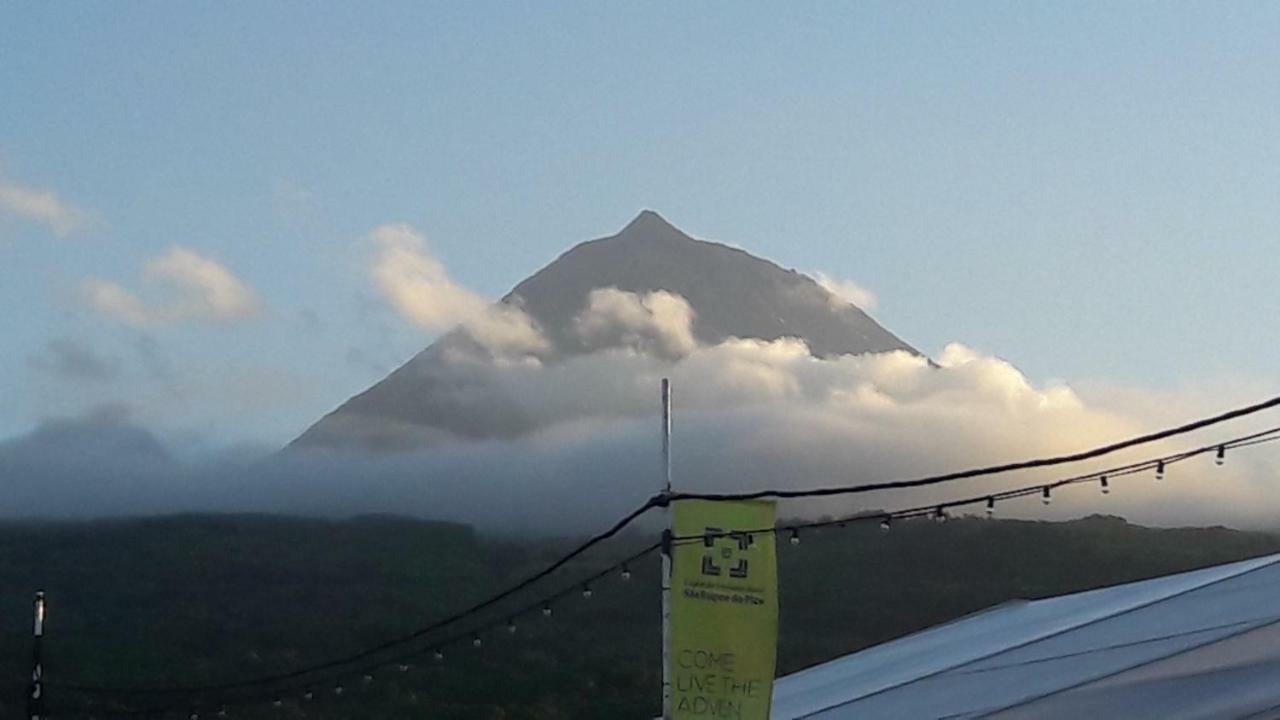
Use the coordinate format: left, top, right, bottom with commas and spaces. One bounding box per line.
2, 514, 1276, 718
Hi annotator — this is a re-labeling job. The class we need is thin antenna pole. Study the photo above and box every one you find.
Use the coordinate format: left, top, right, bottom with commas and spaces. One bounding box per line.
660, 378, 673, 719
662, 378, 672, 494
28, 590, 45, 720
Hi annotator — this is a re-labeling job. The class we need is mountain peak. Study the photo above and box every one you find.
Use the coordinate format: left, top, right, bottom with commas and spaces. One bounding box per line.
617, 209, 685, 239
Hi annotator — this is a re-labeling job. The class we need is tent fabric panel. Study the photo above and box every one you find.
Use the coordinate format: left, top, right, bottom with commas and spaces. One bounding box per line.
985, 657, 1280, 720
960, 564, 1280, 672
1082, 619, 1280, 691
801, 620, 1260, 719
771, 553, 1280, 720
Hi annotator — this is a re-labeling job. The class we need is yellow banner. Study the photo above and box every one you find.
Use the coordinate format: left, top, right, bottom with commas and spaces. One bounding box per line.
670, 499, 778, 719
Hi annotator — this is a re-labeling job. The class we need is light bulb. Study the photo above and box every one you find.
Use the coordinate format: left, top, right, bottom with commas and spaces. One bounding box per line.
879, 516, 892, 533
789, 529, 800, 545
1156, 460, 1165, 480
507, 619, 517, 634
1042, 487, 1052, 505
582, 584, 593, 599
541, 605, 553, 617
1100, 476, 1110, 494
472, 636, 483, 648
433, 650, 444, 662
303, 690, 314, 701
934, 507, 948, 524
333, 685, 344, 696
398, 664, 410, 673
362, 674, 373, 684
985, 497, 995, 516
620, 565, 632, 581
1216, 445, 1226, 466
272, 699, 282, 708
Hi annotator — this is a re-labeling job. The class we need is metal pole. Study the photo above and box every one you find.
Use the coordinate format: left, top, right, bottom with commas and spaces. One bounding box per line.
662, 378, 672, 495
660, 378, 673, 719
28, 590, 45, 720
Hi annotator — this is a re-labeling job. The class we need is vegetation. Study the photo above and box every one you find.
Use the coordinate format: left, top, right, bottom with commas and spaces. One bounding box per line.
1, 513, 1277, 718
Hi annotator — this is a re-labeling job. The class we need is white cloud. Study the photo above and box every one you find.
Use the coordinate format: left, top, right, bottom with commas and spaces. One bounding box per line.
370, 223, 486, 328
0, 174, 93, 237
7, 337, 1274, 534
7, 333, 1269, 530
462, 304, 551, 358
145, 248, 261, 322
369, 223, 548, 357
308, 327, 1280, 530
83, 247, 262, 326
574, 288, 698, 360
82, 279, 154, 326
813, 271, 878, 311
470, 339, 1119, 450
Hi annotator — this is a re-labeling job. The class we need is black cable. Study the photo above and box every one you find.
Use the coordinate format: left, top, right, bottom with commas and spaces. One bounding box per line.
668, 394, 1280, 503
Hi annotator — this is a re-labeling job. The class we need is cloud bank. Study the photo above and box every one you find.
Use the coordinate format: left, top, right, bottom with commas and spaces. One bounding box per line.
3, 334, 1277, 535
83, 247, 262, 326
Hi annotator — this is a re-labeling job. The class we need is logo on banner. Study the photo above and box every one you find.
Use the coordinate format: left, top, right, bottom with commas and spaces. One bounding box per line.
700, 527, 754, 579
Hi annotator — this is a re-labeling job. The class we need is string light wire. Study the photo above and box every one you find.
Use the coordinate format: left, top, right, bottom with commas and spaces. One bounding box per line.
667, 428, 1280, 546
665, 395, 1280, 503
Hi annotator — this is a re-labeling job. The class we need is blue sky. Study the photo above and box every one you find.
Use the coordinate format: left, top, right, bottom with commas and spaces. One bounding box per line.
3, 2, 1278, 449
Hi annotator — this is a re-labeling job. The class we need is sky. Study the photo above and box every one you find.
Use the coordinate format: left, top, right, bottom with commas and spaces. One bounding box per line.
3, 1, 1279, 457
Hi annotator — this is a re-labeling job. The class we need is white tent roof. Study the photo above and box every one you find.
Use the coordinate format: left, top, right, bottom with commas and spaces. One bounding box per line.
772, 552, 1280, 720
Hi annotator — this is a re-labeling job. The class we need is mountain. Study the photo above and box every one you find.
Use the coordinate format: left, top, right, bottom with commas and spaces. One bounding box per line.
290, 211, 919, 451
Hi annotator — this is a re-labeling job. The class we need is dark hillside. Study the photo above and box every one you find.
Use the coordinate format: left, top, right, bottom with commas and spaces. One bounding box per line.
2, 514, 1276, 718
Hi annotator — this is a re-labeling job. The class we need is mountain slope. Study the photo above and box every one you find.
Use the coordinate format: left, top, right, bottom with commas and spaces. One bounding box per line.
291, 211, 918, 451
